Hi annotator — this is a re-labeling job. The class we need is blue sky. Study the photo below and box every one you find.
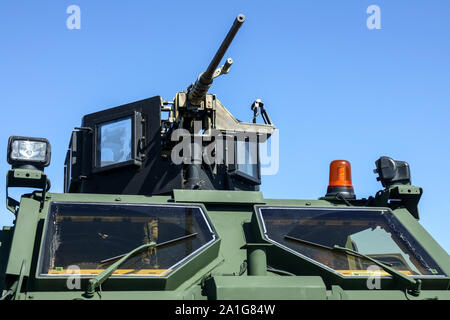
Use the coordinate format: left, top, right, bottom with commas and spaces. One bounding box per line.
0, 1, 449, 253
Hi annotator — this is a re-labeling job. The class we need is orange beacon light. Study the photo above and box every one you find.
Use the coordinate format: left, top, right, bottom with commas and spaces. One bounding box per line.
325, 160, 355, 199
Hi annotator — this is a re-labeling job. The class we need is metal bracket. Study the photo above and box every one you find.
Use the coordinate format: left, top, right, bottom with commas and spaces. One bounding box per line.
374, 185, 422, 220
14, 260, 27, 300
6, 169, 49, 214
212, 58, 233, 79
251, 99, 273, 125
0, 260, 26, 300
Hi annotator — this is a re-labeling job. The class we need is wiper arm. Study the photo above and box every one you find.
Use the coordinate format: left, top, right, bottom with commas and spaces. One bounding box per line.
85, 232, 197, 298
99, 233, 198, 265
284, 235, 334, 251
333, 245, 421, 295
284, 235, 421, 296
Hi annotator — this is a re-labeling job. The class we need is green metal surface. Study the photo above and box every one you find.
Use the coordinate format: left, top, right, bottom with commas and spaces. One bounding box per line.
5, 197, 41, 277
205, 276, 327, 300
173, 190, 265, 204
1, 190, 448, 300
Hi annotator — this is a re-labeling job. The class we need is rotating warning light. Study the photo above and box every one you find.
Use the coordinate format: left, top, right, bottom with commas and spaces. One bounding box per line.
325, 160, 355, 199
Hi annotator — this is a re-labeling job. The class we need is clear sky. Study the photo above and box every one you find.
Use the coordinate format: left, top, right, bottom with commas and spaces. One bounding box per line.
0, 1, 449, 253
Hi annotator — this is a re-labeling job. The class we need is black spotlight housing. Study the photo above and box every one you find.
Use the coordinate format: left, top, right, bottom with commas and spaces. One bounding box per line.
374, 156, 411, 188
7, 136, 51, 171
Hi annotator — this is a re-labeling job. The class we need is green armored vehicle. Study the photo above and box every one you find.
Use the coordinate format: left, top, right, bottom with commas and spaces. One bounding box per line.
1, 14, 449, 301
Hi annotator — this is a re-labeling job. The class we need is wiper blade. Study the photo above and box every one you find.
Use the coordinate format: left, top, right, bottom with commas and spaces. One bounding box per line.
85, 232, 197, 298
100, 233, 198, 265
284, 235, 334, 251
284, 235, 421, 295
332, 245, 420, 293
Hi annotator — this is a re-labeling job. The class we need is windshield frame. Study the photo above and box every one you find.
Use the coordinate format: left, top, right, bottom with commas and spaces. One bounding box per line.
254, 205, 448, 280
35, 201, 219, 280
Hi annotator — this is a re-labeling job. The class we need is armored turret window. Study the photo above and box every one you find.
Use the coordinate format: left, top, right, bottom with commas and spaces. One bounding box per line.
233, 138, 260, 183
257, 207, 446, 277
38, 202, 217, 277
90, 111, 144, 173
96, 117, 132, 167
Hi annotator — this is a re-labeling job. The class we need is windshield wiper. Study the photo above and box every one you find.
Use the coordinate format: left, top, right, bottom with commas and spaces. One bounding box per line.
284, 235, 334, 251
284, 235, 421, 296
85, 232, 197, 298
99, 233, 198, 265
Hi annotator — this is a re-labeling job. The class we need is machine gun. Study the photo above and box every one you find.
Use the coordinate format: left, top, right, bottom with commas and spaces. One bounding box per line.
158, 14, 275, 190
163, 14, 274, 141
187, 14, 245, 106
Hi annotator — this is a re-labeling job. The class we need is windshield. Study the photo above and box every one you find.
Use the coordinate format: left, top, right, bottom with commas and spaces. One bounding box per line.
38, 202, 217, 277
257, 207, 445, 277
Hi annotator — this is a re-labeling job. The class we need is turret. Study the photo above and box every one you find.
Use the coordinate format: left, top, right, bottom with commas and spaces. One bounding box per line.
61, 14, 275, 196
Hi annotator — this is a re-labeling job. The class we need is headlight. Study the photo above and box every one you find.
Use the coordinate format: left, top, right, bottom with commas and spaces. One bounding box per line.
7, 136, 51, 170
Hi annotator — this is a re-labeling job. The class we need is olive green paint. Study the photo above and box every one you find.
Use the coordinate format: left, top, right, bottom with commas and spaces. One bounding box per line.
1, 190, 449, 300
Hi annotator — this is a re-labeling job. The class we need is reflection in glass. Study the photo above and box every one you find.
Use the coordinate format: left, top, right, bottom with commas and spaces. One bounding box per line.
11, 140, 47, 161
39, 203, 216, 277
97, 117, 132, 167
258, 207, 445, 276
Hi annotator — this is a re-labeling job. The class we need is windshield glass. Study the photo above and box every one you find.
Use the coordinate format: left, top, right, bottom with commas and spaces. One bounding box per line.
258, 207, 445, 277
39, 202, 216, 277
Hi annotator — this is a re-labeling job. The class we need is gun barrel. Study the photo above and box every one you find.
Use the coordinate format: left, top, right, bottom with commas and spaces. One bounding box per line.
188, 14, 245, 105
202, 14, 245, 81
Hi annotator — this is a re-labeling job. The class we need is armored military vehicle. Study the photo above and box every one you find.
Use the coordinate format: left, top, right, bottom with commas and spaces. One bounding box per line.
1, 14, 449, 300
